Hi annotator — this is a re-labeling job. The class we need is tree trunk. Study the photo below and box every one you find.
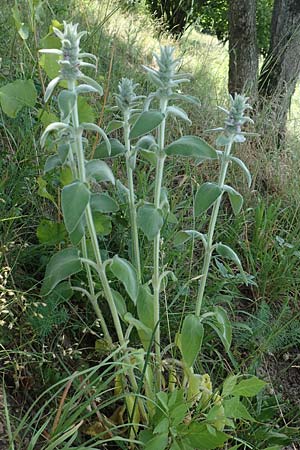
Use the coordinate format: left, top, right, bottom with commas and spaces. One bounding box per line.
228, 0, 258, 99
258, 0, 300, 143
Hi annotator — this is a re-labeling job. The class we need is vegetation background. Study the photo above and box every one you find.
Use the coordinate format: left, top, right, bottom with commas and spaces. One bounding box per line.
0, 0, 300, 448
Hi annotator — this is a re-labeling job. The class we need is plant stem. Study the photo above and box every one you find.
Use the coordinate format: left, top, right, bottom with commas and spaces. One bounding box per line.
124, 110, 141, 281
68, 80, 146, 418
153, 97, 168, 388
195, 138, 234, 317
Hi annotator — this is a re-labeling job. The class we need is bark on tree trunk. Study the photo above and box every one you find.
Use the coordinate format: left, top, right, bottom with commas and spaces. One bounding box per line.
228, 0, 258, 99
258, 0, 300, 143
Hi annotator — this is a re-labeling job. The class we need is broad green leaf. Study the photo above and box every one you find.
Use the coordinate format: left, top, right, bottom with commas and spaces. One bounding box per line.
41, 248, 81, 296
230, 156, 252, 188
165, 136, 217, 159
69, 216, 86, 245
186, 423, 229, 449
39, 35, 61, 79
110, 255, 138, 304
137, 284, 155, 330
58, 90, 76, 120
223, 397, 254, 421
124, 312, 151, 334
106, 119, 124, 133
137, 204, 164, 240
58, 144, 70, 164
61, 181, 90, 233
216, 134, 232, 147
215, 243, 243, 271
93, 212, 112, 236
135, 134, 157, 150
210, 306, 232, 352
95, 138, 125, 158
231, 376, 266, 397
144, 433, 168, 450
170, 93, 201, 105
223, 185, 243, 215
0, 79, 37, 118
111, 289, 127, 318
44, 154, 61, 173
85, 159, 115, 184
194, 182, 222, 216
130, 110, 164, 139
37, 109, 58, 128
153, 418, 169, 435
140, 149, 157, 166
37, 177, 56, 204
78, 96, 95, 123
60, 166, 73, 186
181, 314, 204, 367
166, 105, 191, 124
174, 230, 207, 247
37, 219, 67, 245
222, 375, 238, 398
90, 193, 119, 213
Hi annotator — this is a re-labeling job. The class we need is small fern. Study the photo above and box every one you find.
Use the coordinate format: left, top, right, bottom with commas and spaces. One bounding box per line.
235, 301, 300, 354
29, 282, 71, 337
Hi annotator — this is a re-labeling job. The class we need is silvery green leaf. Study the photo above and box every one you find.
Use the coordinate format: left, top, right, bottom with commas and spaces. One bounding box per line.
128, 152, 137, 170
78, 52, 97, 61
170, 93, 201, 105
61, 181, 90, 233
79, 61, 96, 69
106, 120, 124, 133
90, 193, 119, 213
174, 230, 207, 248
58, 90, 76, 120
215, 243, 245, 279
166, 105, 191, 124
194, 182, 222, 216
140, 149, 157, 166
44, 154, 61, 173
39, 48, 63, 55
130, 110, 164, 139
137, 204, 164, 240
85, 159, 115, 184
40, 122, 70, 147
79, 75, 103, 95
223, 185, 243, 215
76, 84, 98, 94
165, 136, 217, 159
95, 138, 125, 158
81, 122, 111, 155
181, 314, 204, 367
110, 256, 139, 304
44, 76, 61, 103
135, 134, 157, 150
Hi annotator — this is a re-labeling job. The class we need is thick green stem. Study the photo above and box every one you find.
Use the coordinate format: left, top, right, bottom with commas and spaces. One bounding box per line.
195, 138, 234, 317
124, 110, 141, 281
153, 97, 168, 388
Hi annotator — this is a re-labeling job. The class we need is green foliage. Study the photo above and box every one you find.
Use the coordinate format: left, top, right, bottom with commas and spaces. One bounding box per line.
0, 79, 37, 118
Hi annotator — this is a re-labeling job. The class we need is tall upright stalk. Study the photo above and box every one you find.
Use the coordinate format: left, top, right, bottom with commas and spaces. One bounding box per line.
195, 138, 233, 317
124, 111, 141, 281
153, 97, 168, 384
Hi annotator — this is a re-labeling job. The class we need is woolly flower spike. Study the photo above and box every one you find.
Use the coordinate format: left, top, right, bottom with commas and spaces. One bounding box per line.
223, 94, 253, 135
40, 21, 102, 102
143, 45, 190, 96
115, 78, 143, 111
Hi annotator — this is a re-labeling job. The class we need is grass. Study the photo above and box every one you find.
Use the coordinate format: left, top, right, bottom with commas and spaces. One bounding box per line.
0, 0, 300, 448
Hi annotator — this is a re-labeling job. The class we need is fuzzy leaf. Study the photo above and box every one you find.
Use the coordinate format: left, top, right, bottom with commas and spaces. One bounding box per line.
223, 185, 243, 215
137, 204, 164, 240
230, 156, 252, 188
37, 220, 67, 245
181, 314, 204, 367
61, 181, 90, 233
166, 105, 191, 124
85, 159, 115, 184
90, 193, 119, 213
215, 243, 243, 272
165, 136, 217, 159
130, 111, 164, 139
44, 154, 61, 173
41, 248, 81, 296
194, 182, 222, 216
93, 212, 112, 236
137, 284, 155, 330
110, 256, 138, 304
95, 138, 125, 158
58, 90, 76, 119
